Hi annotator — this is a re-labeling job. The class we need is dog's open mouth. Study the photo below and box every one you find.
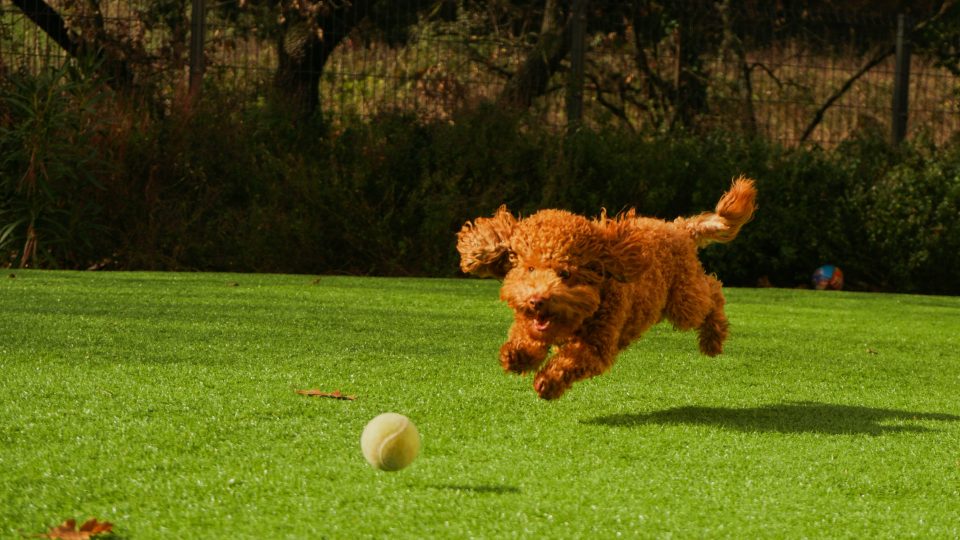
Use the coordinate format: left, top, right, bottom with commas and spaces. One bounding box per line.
527, 310, 564, 339
533, 312, 551, 332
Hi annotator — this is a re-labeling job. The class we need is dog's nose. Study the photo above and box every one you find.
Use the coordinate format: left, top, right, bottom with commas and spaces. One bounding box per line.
528, 295, 546, 310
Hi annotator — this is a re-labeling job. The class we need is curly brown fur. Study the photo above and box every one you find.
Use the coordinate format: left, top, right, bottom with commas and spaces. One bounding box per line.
457, 177, 757, 400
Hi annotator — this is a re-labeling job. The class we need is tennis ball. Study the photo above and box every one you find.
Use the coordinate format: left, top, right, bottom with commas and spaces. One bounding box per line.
360, 412, 420, 471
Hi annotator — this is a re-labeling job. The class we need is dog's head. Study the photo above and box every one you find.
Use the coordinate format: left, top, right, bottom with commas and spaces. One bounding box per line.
457, 207, 650, 341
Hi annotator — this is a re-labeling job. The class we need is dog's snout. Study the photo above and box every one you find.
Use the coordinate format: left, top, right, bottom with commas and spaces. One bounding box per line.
528, 295, 546, 310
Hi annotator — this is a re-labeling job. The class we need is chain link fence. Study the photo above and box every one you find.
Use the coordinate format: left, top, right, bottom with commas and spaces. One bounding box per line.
2, 0, 958, 147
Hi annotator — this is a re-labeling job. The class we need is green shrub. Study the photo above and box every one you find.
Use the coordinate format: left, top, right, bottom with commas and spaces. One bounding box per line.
0, 65, 110, 268
699, 144, 859, 288
98, 89, 328, 273
314, 105, 545, 275
701, 133, 960, 294
848, 138, 960, 292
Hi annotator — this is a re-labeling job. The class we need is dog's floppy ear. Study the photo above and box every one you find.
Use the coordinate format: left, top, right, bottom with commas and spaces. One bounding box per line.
456, 205, 518, 279
594, 212, 650, 282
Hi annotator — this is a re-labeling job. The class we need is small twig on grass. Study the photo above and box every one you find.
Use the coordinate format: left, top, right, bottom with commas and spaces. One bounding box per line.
35, 518, 113, 539
296, 389, 356, 400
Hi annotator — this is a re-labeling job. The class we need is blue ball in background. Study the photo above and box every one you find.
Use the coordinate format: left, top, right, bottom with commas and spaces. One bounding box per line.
812, 265, 844, 290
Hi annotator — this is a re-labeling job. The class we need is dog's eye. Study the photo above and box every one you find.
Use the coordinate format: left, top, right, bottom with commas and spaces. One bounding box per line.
557, 269, 571, 279
527, 266, 535, 273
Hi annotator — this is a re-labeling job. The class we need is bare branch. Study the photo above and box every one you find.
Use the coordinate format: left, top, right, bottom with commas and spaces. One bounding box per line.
799, 2, 958, 143
585, 72, 634, 131
798, 46, 893, 143
461, 43, 514, 80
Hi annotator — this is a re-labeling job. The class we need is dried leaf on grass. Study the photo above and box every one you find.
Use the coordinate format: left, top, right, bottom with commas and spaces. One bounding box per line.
39, 518, 113, 539
296, 389, 356, 400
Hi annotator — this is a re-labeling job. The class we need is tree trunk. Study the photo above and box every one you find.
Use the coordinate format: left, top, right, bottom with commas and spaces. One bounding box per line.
497, 0, 572, 110
273, 27, 328, 120
273, 0, 375, 123
631, 1, 711, 130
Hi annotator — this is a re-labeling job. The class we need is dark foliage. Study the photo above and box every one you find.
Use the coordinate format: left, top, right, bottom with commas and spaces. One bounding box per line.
2, 74, 959, 293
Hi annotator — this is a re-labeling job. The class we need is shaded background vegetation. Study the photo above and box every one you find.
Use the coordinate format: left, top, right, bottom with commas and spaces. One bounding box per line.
2, 0, 960, 294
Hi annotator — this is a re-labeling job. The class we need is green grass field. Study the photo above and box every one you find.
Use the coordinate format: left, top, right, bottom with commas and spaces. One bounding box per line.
2, 270, 959, 538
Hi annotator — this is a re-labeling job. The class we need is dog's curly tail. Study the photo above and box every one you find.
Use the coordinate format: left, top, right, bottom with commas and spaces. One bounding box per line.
675, 176, 758, 248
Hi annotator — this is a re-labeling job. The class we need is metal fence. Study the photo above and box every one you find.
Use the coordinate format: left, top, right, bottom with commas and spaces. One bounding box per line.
2, 1, 958, 147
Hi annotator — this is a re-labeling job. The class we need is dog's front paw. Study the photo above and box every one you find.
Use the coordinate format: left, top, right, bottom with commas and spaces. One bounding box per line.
499, 343, 546, 374
533, 371, 570, 400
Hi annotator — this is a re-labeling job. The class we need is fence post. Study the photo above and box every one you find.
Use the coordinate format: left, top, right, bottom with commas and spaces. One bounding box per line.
892, 13, 911, 145
189, 0, 206, 100
566, 0, 587, 130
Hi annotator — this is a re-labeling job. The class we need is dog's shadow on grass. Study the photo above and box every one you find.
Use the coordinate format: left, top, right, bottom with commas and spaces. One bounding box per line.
429, 484, 522, 495
584, 401, 960, 435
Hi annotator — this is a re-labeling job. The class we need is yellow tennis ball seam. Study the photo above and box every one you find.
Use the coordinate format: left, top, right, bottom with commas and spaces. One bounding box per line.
377, 417, 411, 469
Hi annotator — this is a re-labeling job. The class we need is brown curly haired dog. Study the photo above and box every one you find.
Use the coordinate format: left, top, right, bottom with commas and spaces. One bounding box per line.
457, 177, 757, 400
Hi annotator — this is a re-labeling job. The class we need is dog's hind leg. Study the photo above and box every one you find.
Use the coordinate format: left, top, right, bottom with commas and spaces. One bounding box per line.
696, 277, 728, 356
665, 272, 729, 356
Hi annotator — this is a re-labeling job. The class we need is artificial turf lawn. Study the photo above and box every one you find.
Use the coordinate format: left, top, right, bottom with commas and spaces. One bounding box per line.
1, 270, 958, 538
